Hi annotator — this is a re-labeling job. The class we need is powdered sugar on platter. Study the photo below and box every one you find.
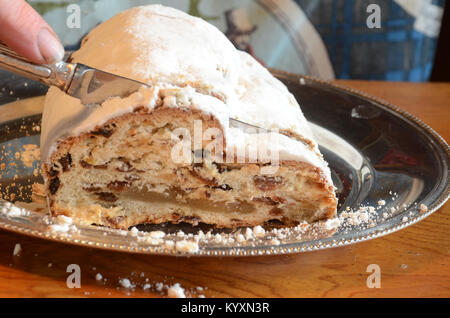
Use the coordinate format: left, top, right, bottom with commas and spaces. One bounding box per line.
0, 185, 427, 257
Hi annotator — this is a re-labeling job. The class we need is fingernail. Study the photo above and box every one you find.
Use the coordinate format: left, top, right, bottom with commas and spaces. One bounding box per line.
38, 28, 64, 64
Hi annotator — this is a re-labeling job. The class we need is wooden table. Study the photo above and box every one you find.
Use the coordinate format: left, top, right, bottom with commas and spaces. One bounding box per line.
0, 81, 448, 298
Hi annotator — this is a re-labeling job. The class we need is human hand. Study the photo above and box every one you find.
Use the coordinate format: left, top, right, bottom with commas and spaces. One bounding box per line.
0, 0, 64, 64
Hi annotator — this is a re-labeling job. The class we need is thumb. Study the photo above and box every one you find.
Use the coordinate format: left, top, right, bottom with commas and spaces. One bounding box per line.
0, 0, 65, 64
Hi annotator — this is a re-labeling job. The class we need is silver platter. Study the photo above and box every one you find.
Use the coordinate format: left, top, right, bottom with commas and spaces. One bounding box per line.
0, 70, 448, 256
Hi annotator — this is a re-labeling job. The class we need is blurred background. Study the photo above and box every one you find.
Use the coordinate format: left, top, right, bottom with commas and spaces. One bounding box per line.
22, 0, 448, 82
1, 0, 448, 102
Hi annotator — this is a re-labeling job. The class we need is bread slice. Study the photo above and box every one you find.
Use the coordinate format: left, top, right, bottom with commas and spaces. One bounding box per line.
40, 5, 337, 229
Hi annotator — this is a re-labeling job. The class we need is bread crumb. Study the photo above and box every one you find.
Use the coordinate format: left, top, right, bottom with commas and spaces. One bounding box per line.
324, 218, 340, 230
252, 225, 265, 238
244, 227, 253, 240
129, 227, 139, 236
19, 144, 40, 167
149, 230, 165, 239
419, 204, 428, 213
95, 273, 103, 281
48, 215, 75, 233
48, 223, 70, 233
1, 203, 29, 217
119, 278, 132, 289
56, 215, 73, 224
236, 234, 245, 243
155, 282, 164, 292
269, 238, 280, 246
167, 283, 186, 298
175, 240, 199, 253
164, 240, 175, 249
13, 243, 22, 256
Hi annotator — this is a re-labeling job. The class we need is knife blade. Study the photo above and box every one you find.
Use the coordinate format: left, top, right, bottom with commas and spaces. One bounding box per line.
66, 64, 146, 106
0, 41, 267, 132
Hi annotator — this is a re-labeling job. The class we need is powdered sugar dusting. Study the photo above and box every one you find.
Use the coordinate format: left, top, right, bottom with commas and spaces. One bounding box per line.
0, 201, 30, 217
167, 283, 186, 298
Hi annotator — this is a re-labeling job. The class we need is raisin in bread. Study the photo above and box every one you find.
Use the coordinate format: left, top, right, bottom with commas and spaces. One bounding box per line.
40, 5, 337, 229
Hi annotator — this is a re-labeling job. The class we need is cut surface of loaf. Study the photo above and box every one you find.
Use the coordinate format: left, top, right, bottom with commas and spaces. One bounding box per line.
41, 5, 337, 229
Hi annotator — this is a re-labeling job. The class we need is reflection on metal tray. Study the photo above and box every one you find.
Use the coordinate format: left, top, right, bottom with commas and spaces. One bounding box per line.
0, 69, 448, 256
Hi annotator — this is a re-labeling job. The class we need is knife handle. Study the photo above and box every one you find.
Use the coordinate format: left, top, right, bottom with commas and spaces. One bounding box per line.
0, 41, 75, 91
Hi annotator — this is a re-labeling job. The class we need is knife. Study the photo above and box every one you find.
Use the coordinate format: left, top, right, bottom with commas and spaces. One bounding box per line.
0, 41, 144, 106
0, 41, 268, 133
